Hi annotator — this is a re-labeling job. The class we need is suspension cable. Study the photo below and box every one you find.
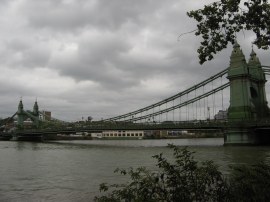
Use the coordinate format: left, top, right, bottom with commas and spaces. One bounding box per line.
104, 68, 228, 121
123, 83, 229, 122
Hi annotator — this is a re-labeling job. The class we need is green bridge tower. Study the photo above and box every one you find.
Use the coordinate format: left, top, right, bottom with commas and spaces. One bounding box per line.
225, 42, 270, 145
17, 99, 24, 129
16, 99, 41, 129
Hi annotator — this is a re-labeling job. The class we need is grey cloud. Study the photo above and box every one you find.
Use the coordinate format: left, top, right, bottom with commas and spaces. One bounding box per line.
0, 0, 269, 121
78, 33, 131, 65
51, 32, 138, 89
20, 0, 172, 31
20, 0, 90, 30
2, 38, 51, 69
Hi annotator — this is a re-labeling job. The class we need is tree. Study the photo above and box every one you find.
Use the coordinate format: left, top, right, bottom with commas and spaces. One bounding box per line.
88, 116, 93, 122
229, 162, 270, 201
187, 0, 270, 64
94, 145, 230, 201
94, 145, 270, 201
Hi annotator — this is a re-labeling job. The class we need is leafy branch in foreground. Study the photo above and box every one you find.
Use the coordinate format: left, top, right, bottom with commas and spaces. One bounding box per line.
94, 145, 270, 202
186, 0, 270, 64
94, 145, 229, 201
229, 162, 270, 201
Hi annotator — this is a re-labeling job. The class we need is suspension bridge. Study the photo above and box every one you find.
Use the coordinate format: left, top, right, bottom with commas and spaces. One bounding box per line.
1, 42, 270, 145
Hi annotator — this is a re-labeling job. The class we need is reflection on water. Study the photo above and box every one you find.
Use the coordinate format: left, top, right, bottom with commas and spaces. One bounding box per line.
0, 138, 270, 201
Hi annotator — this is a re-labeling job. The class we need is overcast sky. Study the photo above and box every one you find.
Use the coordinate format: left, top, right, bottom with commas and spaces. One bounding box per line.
0, 0, 269, 121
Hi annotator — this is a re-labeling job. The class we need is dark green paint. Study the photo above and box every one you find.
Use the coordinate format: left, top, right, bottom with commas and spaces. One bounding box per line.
226, 42, 270, 145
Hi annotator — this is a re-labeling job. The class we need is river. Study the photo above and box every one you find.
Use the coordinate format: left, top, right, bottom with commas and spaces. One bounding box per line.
1, 138, 270, 201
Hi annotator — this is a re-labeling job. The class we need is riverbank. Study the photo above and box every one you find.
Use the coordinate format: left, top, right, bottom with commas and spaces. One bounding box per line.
44, 135, 93, 141
0, 133, 224, 142
42, 131, 224, 141
44, 133, 223, 141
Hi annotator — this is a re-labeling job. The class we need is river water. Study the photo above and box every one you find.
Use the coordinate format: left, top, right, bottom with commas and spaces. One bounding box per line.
1, 138, 270, 202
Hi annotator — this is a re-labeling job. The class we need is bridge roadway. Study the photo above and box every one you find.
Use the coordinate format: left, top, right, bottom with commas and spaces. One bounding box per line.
11, 119, 270, 137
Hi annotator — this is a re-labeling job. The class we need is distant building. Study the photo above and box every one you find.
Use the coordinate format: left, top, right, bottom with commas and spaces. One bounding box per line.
167, 130, 190, 136
41, 111, 51, 121
144, 130, 167, 138
91, 132, 103, 139
214, 110, 227, 120
91, 130, 145, 139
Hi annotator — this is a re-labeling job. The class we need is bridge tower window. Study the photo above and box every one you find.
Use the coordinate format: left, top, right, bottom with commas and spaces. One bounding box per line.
250, 87, 258, 98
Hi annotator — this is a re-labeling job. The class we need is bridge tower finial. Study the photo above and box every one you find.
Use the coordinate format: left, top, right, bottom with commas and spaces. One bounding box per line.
248, 48, 261, 67
33, 99, 39, 116
18, 99, 24, 113
17, 99, 24, 128
230, 41, 247, 68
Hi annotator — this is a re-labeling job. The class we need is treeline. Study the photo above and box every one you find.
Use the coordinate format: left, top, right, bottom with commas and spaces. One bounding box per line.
94, 145, 270, 202
0, 117, 13, 128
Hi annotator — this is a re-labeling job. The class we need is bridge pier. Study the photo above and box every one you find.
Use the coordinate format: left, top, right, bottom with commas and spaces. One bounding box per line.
225, 128, 270, 145
225, 128, 257, 145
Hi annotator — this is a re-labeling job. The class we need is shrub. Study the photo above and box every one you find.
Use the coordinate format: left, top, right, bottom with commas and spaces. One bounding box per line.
94, 145, 230, 202
94, 145, 270, 201
229, 162, 270, 202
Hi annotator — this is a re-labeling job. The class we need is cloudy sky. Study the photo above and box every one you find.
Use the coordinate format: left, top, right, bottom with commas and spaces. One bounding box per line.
0, 0, 269, 121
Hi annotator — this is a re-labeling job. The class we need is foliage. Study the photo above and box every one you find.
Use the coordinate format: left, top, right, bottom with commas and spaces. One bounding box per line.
186, 0, 270, 64
94, 145, 270, 202
229, 162, 270, 202
94, 145, 230, 202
